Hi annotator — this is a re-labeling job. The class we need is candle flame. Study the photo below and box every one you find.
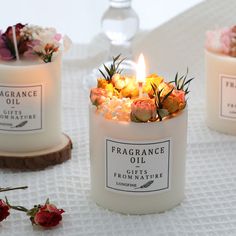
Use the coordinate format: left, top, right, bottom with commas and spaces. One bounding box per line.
136, 53, 146, 83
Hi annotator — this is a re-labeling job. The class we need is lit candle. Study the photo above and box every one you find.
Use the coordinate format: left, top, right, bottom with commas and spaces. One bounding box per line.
136, 54, 146, 98
89, 55, 191, 214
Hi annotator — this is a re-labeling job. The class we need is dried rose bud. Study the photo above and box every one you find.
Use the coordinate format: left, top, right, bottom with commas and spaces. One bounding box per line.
0, 199, 10, 222
131, 98, 157, 122
32, 203, 64, 228
97, 78, 108, 89
172, 89, 185, 103
120, 80, 139, 98
104, 83, 114, 97
143, 74, 164, 98
90, 88, 109, 106
159, 82, 174, 96
163, 89, 186, 113
112, 73, 127, 90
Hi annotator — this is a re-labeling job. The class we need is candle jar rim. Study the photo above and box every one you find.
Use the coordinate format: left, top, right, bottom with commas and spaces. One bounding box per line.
205, 49, 236, 61
90, 105, 187, 127
0, 52, 62, 69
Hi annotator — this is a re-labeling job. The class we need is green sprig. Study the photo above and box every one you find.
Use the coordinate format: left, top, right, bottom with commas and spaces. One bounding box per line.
151, 83, 173, 121
170, 68, 194, 94
98, 54, 126, 82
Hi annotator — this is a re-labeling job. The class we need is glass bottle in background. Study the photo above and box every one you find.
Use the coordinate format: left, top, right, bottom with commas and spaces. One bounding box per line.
101, 0, 139, 67
83, 0, 139, 89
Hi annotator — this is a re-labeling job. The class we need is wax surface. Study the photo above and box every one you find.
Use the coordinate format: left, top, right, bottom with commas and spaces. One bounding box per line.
90, 106, 187, 214
0, 57, 62, 152
205, 50, 236, 135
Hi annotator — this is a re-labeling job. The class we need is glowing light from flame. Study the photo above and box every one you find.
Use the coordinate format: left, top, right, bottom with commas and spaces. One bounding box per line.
136, 53, 146, 84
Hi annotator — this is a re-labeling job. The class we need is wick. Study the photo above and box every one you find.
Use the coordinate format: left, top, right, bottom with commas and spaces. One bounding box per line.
138, 82, 143, 98
12, 26, 20, 61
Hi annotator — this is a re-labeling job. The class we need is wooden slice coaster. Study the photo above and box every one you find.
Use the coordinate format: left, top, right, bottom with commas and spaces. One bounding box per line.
0, 134, 72, 170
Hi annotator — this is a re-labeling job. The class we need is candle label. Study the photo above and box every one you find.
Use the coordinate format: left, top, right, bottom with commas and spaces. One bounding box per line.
0, 84, 43, 133
105, 138, 171, 194
220, 75, 236, 120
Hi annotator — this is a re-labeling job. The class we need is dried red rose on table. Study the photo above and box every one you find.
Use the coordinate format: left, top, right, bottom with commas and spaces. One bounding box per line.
6, 197, 64, 228
0, 199, 10, 222
30, 202, 65, 227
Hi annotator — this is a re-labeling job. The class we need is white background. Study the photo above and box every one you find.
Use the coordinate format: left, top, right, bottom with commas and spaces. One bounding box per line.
1, 0, 203, 43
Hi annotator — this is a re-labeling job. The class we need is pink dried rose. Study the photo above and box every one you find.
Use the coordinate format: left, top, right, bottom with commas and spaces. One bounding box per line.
131, 98, 157, 122
90, 88, 110, 106
0, 24, 66, 63
221, 28, 233, 54
205, 27, 235, 55
29, 27, 62, 63
0, 199, 10, 222
23, 40, 41, 60
54, 33, 62, 42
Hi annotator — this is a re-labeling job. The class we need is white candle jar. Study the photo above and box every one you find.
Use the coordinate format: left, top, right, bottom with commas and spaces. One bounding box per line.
205, 50, 236, 135
90, 106, 187, 214
0, 56, 62, 153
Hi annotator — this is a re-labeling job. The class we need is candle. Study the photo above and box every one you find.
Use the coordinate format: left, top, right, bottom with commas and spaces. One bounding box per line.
0, 58, 62, 152
90, 106, 187, 214
205, 26, 236, 135
0, 23, 71, 157
136, 53, 146, 98
89, 55, 192, 214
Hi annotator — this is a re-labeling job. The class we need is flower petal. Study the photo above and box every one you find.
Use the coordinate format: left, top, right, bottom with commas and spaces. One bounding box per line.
0, 48, 14, 60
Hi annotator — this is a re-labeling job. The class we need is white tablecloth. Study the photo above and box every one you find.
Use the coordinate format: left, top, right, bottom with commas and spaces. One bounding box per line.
1, 0, 236, 235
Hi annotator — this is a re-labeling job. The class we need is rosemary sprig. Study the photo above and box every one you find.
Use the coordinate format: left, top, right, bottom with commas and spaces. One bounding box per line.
151, 83, 173, 121
170, 68, 194, 94
98, 54, 126, 82
0, 186, 28, 192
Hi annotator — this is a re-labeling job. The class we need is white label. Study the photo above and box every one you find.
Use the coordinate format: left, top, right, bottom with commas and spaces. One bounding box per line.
105, 138, 171, 194
220, 75, 236, 120
0, 84, 43, 133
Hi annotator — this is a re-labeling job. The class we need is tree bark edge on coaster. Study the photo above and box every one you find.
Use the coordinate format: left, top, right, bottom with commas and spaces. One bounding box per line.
0, 134, 72, 170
